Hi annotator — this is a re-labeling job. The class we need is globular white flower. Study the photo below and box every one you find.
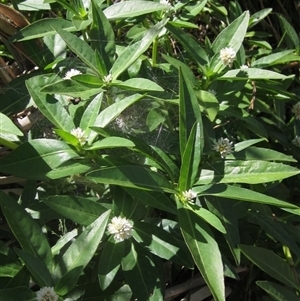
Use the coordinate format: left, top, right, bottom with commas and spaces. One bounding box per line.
292, 135, 300, 147
107, 216, 133, 242
213, 137, 234, 158
208, 89, 217, 96
36, 287, 58, 301
292, 102, 300, 120
103, 73, 112, 83
160, 0, 171, 6
64, 69, 82, 79
182, 189, 197, 201
71, 127, 86, 145
240, 64, 249, 70
219, 47, 236, 67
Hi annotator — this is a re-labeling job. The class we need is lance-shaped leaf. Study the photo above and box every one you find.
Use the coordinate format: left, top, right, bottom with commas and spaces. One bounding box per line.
110, 19, 168, 80
98, 238, 125, 290
86, 166, 175, 193
43, 195, 110, 226
14, 249, 53, 288
26, 75, 75, 131
240, 245, 300, 290
52, 25, 99, 75
53, 210, 111, 295
89, 93, 144, 142
177, 203, 225, 301
196, 161, 300, 185
194, 184, 299, 209
90, 0, 115, 75
0, 191, 52, 269
165, 23, 208, 67
112, 78, 164, 92
0, 287, 35, 301
121, 242, 163, 301
0, 139, 80, 179
104, 1, 170, 20
133, 221, 194, 268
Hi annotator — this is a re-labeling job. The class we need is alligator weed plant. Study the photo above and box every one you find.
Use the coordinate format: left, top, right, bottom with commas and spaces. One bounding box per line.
0, 0, 300, 300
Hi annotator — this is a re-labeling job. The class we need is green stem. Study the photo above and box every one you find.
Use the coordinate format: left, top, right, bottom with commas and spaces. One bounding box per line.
152, 38, 158, 67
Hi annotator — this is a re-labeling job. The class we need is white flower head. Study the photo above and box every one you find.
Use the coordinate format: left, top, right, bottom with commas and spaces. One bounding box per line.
240, 64, 249, 70
160, 0, 171, 6
36, 287, 58, 301
292, 102, 300, 120
213, 137, 234, 158
103, 73, 112, 83
220, 47, 236, 67
292, 135, 300, 147
64, 69, 82, 80
182, 189, 197, 201
107, 216, 133, 242
208, 89, 217, 96
71, 127, 86, 145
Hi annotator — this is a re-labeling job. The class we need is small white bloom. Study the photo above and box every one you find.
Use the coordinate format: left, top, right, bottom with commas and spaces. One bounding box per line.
220, 47, 236, 67
240, 64, 249, 70
182, 189, 197, 201
103, 73, 112, 83
71, 127, 86, 145
292, 102, 300, 120
160, 0, 171, 6
36, 287, 58, 301
292, 135, 300, 147
213, 137, 234, 158
64, 69, 82, 79
208, 89, 217, 96
107, 216, 133, 242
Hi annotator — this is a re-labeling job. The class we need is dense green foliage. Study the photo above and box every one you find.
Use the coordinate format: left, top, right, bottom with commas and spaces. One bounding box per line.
0, 0, 300, 300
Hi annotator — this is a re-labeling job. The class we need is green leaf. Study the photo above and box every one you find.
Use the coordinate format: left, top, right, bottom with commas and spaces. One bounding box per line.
53, 26, 99, 75
239, 245, 300, 290
40, 78, 103, 99
178, 204, 225, 301
188, 204, 226, 234
110, 19, 168, 79
113, 78, 164, 92
179, 122, 202, 190
0, 139, 80, 179
196, 90, 219, 122
80, 93, 103, 138
249, 212, 300, 256
165, 22, 208, 67
179, 68, 203, 162
248, 8, 272, 28
43, 195, 110, 226
133, 221, 194, 268
54, 210, 111, 294
277, 14, 300, 48
121, 242, 163, 301
0, 287, 35, 301
12, 19, 76, 41
219, 68, 289, 80
98, 238, 125, 290
251, 50, 294, 68
0, 253, 22, 278
233, 139, 267, 152
0, 113, 23, 136
85, 137, 135, 150
205, 197, 240, 265
0, 191, 52, 268
26, 75, 75, 131
228, 147, 297, 162
14, 249, 53, 288
90, 0, 115, 75
212, 11, 250, 54
104, 1, 171, 20
124, 189, 177, 215
196, 161, 300, 185
194, 184, 299, 209
86, 166, 175, 193
256, 281, 300, 301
